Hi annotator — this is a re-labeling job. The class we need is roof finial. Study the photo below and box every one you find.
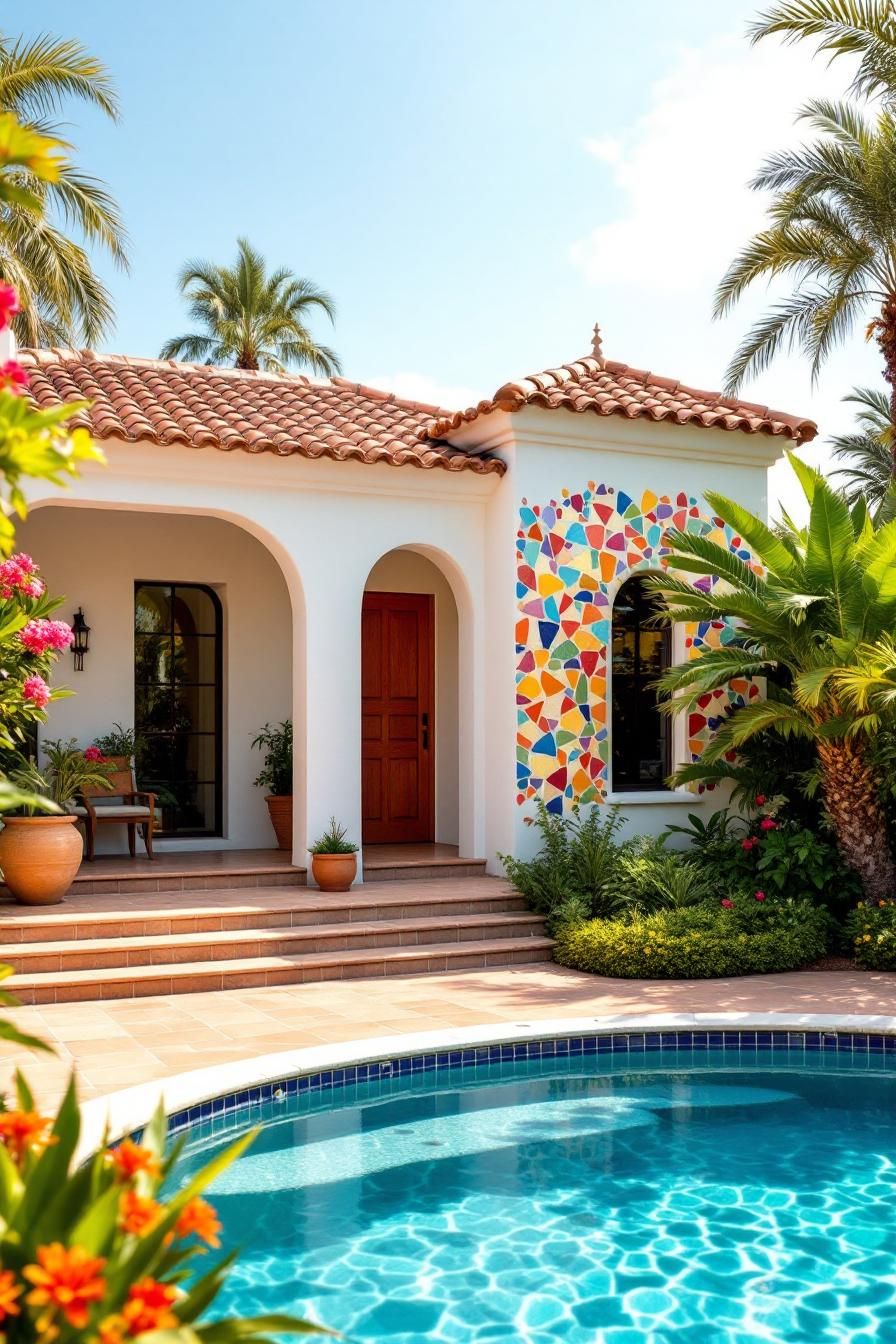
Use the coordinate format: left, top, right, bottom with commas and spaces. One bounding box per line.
590, 322, 603, 362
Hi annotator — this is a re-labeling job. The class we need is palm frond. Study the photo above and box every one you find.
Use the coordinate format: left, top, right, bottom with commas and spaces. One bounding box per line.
0, 32, 119, 121
749, 2, 896, 103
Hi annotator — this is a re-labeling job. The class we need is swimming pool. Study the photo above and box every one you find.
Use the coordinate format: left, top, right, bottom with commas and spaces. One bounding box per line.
173, 1035, 896, 1342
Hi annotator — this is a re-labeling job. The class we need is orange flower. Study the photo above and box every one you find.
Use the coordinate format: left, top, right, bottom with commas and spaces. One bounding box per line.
0, 1270, 22, 1321
96, 1314, 125, 1344
120, 1278, 177, 1335
108, 1140, 160, 1182
174, 1197, 222, 1249
0, 1109, 56, 1163
119, 1190, 162, 1237
24, 1244, 106, 1329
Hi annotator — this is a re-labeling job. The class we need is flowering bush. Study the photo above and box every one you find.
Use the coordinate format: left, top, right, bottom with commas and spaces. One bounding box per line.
0, 555, 75, 756
0, 1071, 323, 1344
554, 896, 831, 979
846, 900, 896, 971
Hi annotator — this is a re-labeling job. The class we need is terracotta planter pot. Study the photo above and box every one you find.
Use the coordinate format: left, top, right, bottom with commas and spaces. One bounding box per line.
311, 851, 357, 892
265, 795, 293, 851
0, 815, 83, 906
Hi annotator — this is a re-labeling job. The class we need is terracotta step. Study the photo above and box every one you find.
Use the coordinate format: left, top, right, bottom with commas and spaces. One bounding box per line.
7, 936, 556, 1003
0, 885, 528, 944
361, 857, 487, 882
5, 913, 546, 973
69, 862, 307, 897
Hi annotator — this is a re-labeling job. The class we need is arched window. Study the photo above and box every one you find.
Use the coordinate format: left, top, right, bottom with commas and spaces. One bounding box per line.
611, 576, 671, 792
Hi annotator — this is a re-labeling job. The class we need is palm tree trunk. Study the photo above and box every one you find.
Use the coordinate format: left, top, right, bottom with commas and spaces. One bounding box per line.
818, 737, 895, 901
876, 297, 896, 477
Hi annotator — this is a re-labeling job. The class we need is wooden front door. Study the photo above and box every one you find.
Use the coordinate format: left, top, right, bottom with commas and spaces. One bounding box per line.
361, 591, 434, 844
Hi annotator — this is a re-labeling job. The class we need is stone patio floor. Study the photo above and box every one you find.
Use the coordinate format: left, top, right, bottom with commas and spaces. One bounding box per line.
2, 963, 894, 1108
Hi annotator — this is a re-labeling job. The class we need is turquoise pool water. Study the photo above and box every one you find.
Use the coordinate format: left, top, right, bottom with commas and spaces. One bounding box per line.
174, 1049, 896, 1342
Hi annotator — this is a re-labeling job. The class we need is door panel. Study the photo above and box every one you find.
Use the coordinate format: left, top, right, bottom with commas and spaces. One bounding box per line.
361, 592, 434, 844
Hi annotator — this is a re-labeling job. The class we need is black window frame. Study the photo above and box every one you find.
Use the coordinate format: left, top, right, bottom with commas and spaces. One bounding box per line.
134, 581, 223, 838
610, 575, 671, 793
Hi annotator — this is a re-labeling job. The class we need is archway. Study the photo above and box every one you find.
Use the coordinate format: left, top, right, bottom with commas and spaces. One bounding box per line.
17, 502, 305, 856
361, 547, 462, 850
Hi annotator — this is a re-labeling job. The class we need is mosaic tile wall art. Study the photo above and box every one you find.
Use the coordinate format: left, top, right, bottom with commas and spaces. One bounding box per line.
515, 482, 761, 812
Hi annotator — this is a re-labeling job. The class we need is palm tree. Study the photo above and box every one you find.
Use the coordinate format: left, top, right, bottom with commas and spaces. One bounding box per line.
160, 238, 340, 376
648, 454, 896, 900
749, 2, 896, 102
715, 98, 896, 461
830, 386, 896, 518
0, 31, 127, 346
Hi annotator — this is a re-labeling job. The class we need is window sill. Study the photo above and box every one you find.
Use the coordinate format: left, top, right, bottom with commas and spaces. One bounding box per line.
606, 791, 695, 806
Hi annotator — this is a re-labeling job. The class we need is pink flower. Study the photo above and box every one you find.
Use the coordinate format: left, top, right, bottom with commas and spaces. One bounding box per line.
741, 837, 757, 851
754, 890, 766, 902
721, 898, 734, 909
0, 285, 19, 331
0, 554, 44, 601
84, 746, 105, 762
19, 619, 73, 656
760, 818, 777, 832
755, 794, 767, 806
0, 360, 27, 393
22, 675, 50, 709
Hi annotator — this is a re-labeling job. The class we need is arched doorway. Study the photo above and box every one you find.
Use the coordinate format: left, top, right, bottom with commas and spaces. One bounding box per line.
361, 548, 460, 848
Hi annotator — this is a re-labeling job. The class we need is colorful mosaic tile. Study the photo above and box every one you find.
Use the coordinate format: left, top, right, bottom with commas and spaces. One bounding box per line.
516, 482, 761, 812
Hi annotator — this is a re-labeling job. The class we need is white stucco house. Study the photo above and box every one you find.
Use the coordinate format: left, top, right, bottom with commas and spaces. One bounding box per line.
15, 326, 815, 876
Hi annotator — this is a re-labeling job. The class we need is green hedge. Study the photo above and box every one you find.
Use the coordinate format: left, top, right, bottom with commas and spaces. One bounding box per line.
554, 901, 831, 979
846, 901, 896, 971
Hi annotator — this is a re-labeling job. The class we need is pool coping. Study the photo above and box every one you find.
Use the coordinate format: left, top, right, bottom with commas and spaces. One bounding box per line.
74, 1009, 896, 1162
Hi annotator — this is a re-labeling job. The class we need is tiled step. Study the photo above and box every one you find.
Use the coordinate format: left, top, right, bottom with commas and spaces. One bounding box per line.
361, 857, 487, 883
0, 886, 529, 944
5, 913, 546, 973
69, 862, 307, 896
7, 935, 556, 1003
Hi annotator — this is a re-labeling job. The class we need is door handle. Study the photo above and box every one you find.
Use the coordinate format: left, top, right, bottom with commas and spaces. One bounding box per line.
421, 712, 429, 750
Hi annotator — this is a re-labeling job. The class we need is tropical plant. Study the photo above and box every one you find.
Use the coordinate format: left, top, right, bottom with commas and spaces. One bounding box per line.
92, 724, 138, 759
160, 238, 339, 375
618, 837, 718, 911
0, 1079, 323, 1344
846, 896, 896, 968
7, 738, 112, 810
251, 720, 293, 796
648, 453, 896, 901
0, 31, 127, 345
714, 94, 896, 452
309, 817, 358, 854
830, 386, 896, 519
749, 2, 896, 103
500, 800, 630, 928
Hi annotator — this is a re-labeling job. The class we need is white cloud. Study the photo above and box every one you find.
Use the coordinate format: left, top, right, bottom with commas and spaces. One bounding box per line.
365, 370, 482, 412
568, 31, 882, 513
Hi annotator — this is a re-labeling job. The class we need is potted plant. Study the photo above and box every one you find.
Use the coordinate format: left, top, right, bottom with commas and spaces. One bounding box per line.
92, 721, 139, 765
309, 817, 358, 891
0, 739, 113, 904
252, 720, 293, 850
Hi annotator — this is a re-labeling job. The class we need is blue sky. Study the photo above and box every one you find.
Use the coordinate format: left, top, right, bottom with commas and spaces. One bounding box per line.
22, 1, 882, 480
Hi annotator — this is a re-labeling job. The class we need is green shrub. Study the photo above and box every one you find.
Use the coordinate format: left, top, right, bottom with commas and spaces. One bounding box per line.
846, 900, 896, 970
500, 801, 630, 929
554, 897, 831, 979
618, 836, 717, 911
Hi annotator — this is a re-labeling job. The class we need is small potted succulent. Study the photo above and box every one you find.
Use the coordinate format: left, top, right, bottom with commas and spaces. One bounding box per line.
252, 720, 293, 850
310, 817, 358, 892
0, 739, 113, 904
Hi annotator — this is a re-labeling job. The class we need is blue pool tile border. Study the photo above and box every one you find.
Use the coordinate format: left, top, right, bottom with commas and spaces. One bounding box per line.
161, 1028, 896, 1138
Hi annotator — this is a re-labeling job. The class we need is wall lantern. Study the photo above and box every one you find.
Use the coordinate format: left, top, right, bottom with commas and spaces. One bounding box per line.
71, 608, 90, 671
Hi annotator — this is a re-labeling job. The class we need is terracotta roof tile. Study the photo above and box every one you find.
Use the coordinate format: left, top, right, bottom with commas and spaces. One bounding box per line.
19, 349, 505, 476
422, 353, 817, 446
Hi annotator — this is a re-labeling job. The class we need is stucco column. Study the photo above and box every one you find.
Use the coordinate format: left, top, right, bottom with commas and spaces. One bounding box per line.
300, 573, 363, 882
